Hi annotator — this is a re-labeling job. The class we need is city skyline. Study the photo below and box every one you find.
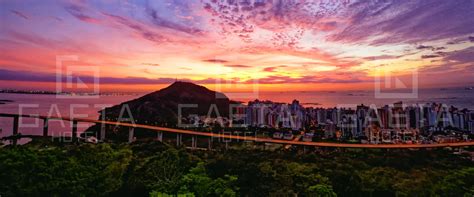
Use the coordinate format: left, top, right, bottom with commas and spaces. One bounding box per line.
1, 0, 473, 92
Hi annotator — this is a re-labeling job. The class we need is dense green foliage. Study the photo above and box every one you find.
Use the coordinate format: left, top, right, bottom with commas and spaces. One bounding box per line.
0, 143, 132, 196
0, 140, 473, 196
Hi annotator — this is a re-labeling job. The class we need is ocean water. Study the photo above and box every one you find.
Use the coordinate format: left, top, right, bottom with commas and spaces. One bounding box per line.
233, 88, 474, 110
1, 87, 473, 138
0, 94, 137, 139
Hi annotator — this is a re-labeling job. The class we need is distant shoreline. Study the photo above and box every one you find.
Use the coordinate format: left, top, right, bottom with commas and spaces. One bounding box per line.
0, 91, 138, 96
0, 99, 14, 105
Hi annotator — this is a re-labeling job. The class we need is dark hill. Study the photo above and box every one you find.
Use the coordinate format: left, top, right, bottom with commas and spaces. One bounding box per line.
100, 81, 232, 126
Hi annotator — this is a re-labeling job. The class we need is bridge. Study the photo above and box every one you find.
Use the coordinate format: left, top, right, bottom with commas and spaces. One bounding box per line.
1, 113, 474, 149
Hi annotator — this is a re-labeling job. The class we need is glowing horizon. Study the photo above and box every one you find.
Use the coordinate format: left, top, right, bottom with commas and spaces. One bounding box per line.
1, 0, 473, 92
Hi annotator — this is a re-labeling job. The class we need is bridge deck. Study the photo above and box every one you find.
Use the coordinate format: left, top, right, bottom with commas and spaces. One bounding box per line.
1, 113, 473, 148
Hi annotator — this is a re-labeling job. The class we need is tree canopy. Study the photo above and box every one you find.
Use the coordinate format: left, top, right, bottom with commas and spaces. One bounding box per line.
0, 141, 473, 197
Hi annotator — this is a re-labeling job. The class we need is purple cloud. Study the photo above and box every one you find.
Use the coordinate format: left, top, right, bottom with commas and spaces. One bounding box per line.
102, 12, 166, 43
202, 59, 228, 63
363, 55, 401, 61
416, 45, 434, 50
0, 68, 369, 85
421, 47, 474, 74
203, 0, 474, 46
332, 0, 474, 45
248, 75, 369, 84
421, 55, 441, 59
64, 5, 100, 24
147, 9, 203, 35
10, 10, 29, 20
8, 31, 54, 47
0, 68, 176, 84
262, 65, 287, 72
224, 64, 251, 68
444, 47, 474, 63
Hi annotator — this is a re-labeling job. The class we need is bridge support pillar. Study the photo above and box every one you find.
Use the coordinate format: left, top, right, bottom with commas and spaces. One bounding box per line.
12, 115, 19, 145
157, 131, 163, 142
176, 134, 182, 146
191, 136, 197, 149
42, 118, 49, 137
128, 127, 135, 143
99, 123, 106, 141
208, 137, 212, 150
72, 120, 78, 142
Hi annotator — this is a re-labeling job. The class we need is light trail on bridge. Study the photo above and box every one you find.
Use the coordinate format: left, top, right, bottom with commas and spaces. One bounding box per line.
1, 113, 474, 149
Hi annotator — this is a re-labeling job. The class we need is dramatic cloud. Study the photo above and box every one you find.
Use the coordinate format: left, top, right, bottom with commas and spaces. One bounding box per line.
202, 59, 228, 63
0, 0, 473, 89
64, 5, 101, 24
254, 75, 369, 84
0, 68, 184, 84
330, 0, 474, 45
10, 10, 29, 20
416, 45, 434, 50
363, 55, 401, 61
421, 55, 442, 59
444, 47, 474, 63
263, 65, 287, 72
101, 12, 166, 43
7, 31, 53, 47
420, 47, 474, 74
224, 64, 251, 68
0, 68, 370, 85
203, 0, 474, 46
147, 9, 203, 35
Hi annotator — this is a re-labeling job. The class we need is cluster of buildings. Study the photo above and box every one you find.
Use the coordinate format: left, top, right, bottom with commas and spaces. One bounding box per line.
231, 100, 474, 144
180, 99, 474, 144
243, 100, 305, 130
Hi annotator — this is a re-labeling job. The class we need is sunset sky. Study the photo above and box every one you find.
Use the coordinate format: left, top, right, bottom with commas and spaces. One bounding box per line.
1, 0, 473, 92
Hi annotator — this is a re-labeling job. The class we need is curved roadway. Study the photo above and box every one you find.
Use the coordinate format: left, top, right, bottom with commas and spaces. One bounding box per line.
1, 113, 474, 149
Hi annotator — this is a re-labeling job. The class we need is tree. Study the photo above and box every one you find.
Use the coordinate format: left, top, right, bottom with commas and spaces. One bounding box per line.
179, 162, 238, 196
127, 148, 194, 194
434, 167, 474, 196
306, 184, 337, 197
0, 144, 132, 197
